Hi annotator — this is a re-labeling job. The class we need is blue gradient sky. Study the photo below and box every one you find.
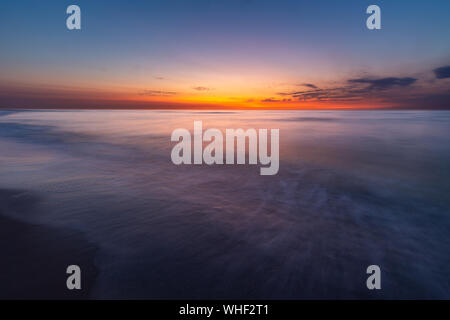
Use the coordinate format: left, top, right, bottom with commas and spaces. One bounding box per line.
1, 0, 449, 109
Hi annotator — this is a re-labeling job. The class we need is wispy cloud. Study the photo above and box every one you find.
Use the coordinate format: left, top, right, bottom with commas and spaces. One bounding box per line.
261, 98, 291, 103
138, 90, 177, 96
277, 87, 361, 102
298, 83, 318, 89
192, 86, 212, 91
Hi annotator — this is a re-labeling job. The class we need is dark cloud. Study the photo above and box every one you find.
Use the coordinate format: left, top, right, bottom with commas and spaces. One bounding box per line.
193, 86, 212, 91
138, 90, 177, 96
298, 83, 318, 89
433, 66, 450, 79
276, 76, 419, 103
154, 76, 165, 80
273, 72, 450, 108
347, 77, 417, 90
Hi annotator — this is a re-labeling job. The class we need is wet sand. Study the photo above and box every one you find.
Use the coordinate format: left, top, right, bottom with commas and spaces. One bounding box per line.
0, 189, 98, 299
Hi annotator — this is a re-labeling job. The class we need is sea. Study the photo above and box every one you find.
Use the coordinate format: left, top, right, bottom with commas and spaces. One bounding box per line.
0, 109, 449, 299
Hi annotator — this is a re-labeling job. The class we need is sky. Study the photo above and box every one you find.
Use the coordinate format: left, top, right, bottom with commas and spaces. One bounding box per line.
0, 0, 449, 109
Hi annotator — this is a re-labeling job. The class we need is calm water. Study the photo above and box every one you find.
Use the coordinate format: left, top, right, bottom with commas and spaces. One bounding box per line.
0, 109, 449, 299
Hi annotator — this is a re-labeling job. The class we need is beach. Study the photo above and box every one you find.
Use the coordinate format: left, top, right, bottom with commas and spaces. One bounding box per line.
0, 189, 97, 299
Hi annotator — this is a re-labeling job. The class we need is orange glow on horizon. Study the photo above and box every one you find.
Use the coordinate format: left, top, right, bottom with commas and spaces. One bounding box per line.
0, 79, 396, 110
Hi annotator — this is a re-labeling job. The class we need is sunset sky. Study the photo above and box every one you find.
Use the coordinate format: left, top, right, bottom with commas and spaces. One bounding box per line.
1, 0, 449, 109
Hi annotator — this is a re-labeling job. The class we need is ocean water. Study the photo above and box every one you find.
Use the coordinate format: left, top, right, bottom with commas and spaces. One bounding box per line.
0, 109, 449, 299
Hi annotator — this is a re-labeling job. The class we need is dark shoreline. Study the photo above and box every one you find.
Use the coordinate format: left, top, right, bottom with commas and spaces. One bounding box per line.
0, 189, 98, 299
